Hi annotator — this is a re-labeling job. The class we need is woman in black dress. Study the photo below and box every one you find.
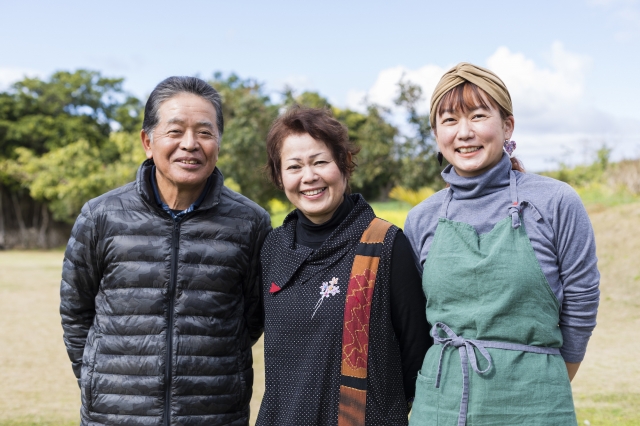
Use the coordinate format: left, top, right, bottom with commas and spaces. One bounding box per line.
256, 106, 430, 426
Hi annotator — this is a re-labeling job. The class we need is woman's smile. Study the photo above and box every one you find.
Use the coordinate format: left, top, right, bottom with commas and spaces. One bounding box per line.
456, 146, 482, 154
300, 187, 327, 197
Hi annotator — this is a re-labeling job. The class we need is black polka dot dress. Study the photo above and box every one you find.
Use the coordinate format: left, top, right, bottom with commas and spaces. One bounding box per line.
256, 194, 408, 426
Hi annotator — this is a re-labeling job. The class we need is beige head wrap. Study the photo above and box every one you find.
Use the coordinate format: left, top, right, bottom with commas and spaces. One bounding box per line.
429, 62, 513, 128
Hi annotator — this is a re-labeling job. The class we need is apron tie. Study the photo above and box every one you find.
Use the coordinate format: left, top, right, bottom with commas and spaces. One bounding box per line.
431, 322, 562, 426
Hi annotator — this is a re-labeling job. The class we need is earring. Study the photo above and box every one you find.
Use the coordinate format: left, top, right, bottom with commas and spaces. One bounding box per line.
503, 139, 516, 157
437, 152, 443, 166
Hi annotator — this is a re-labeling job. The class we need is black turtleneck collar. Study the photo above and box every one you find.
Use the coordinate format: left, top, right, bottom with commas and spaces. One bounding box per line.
295, 195, 354, 249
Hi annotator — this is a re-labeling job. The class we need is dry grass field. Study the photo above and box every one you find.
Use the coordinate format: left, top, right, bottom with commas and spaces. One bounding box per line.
569, 202, 640, 425
0, 249, 78, 426
1, 202, 639, 425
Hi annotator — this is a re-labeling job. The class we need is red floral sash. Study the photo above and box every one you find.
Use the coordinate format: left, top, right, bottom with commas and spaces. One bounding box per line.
337, 217, 392, 426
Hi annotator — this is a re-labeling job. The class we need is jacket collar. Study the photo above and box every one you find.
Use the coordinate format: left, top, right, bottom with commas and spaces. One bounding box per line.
136, 159, 224, 211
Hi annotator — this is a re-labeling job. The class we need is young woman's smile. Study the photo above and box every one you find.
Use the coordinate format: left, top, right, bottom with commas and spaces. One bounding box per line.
435, 99, 514, 178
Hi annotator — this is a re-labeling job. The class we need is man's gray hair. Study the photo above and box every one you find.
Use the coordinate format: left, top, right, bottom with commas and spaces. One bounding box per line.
142, 76, 224, 142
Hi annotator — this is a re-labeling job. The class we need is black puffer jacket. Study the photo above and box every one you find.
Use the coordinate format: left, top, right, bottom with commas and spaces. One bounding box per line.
60, 160, 271, 426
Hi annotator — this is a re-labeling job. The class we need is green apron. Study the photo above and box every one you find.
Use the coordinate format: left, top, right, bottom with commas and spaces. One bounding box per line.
410, 171, 577, 426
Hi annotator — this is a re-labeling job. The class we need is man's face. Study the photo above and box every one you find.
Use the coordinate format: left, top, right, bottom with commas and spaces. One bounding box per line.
141, 93, 220, 195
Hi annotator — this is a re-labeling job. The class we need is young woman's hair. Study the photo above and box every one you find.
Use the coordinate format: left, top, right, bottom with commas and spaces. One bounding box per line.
436, 82, 524, 172
265, 106, 360, 190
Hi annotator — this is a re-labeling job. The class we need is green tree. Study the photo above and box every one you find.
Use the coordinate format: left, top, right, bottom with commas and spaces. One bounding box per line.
394, 78, 442, 190
334, 105, 397, 199
0, 70, 144, 243
0, 70, 142, 157
282, 89, 332, 110
210, 73, 282, 208
0, 69, 445, 246
5, 132, 145, 224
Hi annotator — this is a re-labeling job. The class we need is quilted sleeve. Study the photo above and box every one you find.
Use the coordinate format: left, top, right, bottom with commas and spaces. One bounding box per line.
60, 202, 101, 381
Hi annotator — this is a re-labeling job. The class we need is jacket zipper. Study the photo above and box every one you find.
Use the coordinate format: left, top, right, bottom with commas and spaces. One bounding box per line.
164, 220, 180, 426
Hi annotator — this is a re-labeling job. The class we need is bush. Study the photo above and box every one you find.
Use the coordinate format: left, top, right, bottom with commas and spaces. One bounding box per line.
388, 186, 434, 207
608, 159, 640, 195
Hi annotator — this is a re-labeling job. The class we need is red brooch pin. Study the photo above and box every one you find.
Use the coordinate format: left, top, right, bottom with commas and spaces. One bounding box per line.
269, 282, 281, 293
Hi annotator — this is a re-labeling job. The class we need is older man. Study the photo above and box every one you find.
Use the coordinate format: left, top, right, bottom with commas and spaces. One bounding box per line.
60, 76, 271, 426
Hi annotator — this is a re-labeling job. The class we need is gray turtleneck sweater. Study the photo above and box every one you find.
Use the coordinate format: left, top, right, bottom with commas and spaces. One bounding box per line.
404, 153, 600, 363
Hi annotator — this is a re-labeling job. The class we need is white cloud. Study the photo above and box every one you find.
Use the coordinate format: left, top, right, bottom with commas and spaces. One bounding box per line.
345, 43, 640, 171
487, 43, 590, 114
346, 64, 445, 113
0, 67, 44, 90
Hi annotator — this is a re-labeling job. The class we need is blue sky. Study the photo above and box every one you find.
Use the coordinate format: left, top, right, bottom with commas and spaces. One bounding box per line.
1, 0, 639, 170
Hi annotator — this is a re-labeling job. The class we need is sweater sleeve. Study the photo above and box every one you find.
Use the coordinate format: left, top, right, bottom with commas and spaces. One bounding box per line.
551, 185, 600, 363
389, 231, 432, 401
403, 191, 447, 272
403, 210, 422, 270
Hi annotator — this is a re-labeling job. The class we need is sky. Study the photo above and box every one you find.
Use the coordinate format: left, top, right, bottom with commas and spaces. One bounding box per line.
1, 0, 639, 171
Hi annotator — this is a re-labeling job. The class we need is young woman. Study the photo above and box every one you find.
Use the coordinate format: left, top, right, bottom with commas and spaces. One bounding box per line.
405, 63, 600, 425
257, 107, 431, 425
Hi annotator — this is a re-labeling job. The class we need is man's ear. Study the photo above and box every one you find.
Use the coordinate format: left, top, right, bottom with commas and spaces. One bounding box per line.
140, 129, 154, 160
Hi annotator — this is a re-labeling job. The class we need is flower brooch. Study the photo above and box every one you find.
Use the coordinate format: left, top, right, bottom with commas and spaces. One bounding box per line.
312, 277, 340, 318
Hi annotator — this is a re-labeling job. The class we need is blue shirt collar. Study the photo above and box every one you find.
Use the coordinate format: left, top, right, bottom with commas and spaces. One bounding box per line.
150, 165, 212, 222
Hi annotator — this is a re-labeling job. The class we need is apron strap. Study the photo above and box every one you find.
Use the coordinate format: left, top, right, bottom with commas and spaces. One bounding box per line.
337, 217, 393, 426
508, 170, 521, 229
431, 322, 561, 426
439, 187, 454, 219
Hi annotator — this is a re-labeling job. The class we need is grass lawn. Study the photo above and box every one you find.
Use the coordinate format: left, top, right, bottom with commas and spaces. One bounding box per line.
0, 249, 79, 426
1, 201, 639, 425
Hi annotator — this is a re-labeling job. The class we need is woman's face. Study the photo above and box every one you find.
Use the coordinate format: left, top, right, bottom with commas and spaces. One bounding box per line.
280, 133, 347, 224
435, 96, 514, 178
